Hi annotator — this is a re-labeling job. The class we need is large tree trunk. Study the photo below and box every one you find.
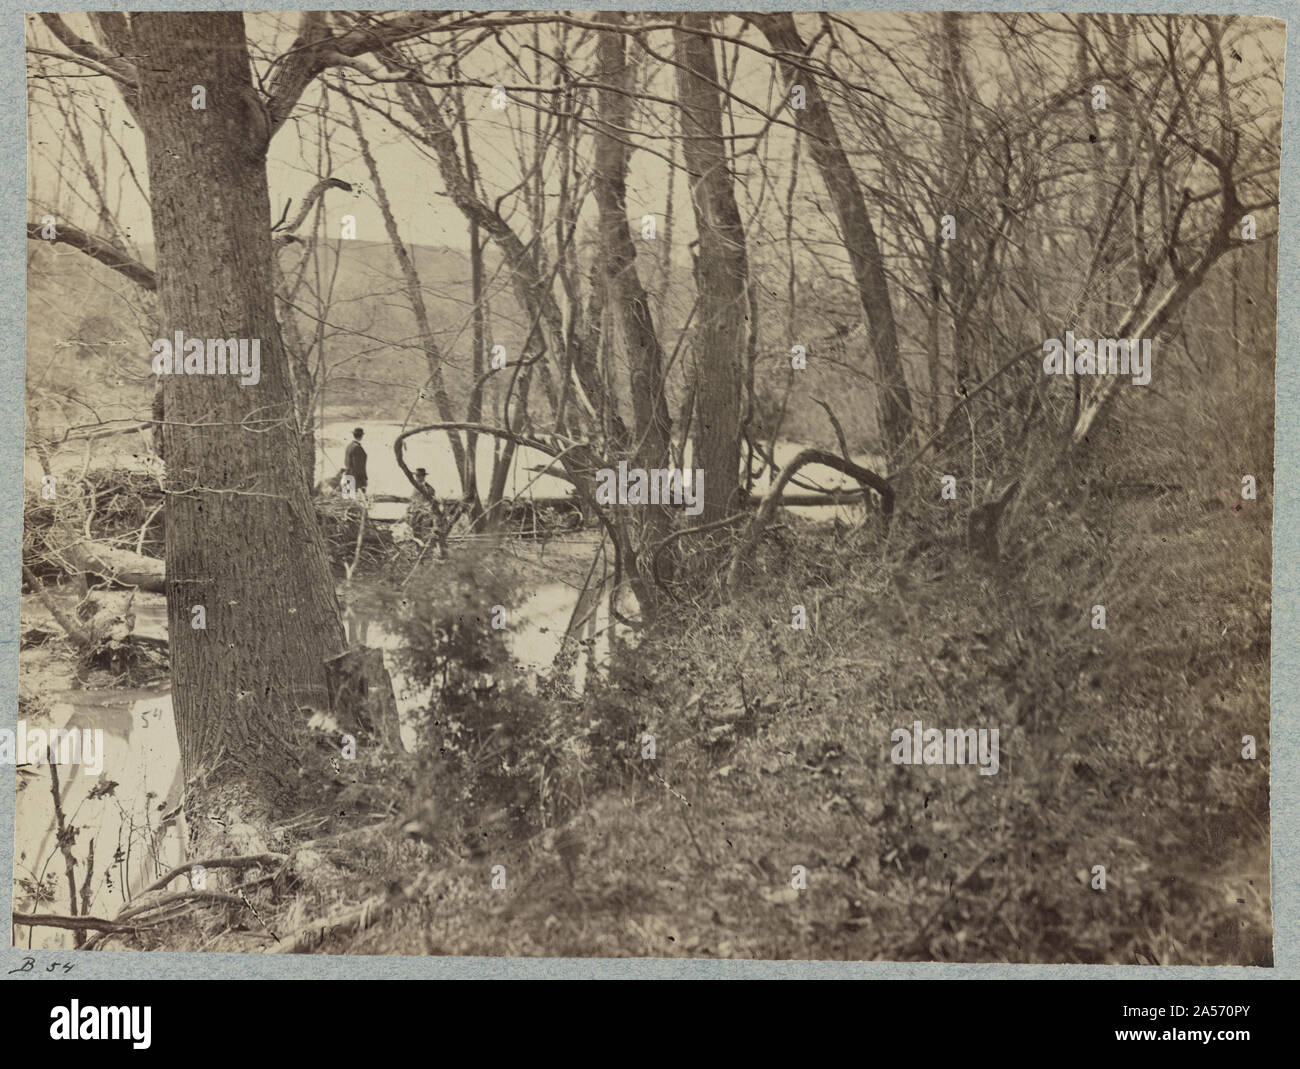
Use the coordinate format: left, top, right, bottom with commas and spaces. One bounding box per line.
674, 14, 748, 525
133, 12, 346, 812
755, 12, 915, 455
594, 14, 671, 611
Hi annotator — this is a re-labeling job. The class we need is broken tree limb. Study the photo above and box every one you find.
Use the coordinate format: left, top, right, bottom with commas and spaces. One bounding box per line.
273, 177, 353, 243
135, 853, 289, 898
21, 563, 93, 648
61, 539, 165, 592
26, 221, 157, 290
726, 449, 893, 591
12, 911, 141, 934
114, 890, 246, 924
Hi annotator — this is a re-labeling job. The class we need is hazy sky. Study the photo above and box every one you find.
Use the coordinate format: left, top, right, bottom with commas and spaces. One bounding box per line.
26, 11, 1283, 266
27, 11, 732, 255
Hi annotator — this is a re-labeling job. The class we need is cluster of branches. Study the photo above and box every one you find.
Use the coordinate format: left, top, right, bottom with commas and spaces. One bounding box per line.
26, 10, 1280, 615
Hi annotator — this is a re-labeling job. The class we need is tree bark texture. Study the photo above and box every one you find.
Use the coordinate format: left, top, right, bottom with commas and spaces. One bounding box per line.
133, 12, 346, 803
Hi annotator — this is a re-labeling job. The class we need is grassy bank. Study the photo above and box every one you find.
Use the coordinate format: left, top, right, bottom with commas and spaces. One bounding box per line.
263, 476, 1268, 963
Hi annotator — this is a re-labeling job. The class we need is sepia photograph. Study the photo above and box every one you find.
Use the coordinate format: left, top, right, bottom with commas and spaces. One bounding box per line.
14, 7, 1278, 965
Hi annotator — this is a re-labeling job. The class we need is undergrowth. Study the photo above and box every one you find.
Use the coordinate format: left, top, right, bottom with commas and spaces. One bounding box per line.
69, 374, 1272, 962
305, 474, 1270, 962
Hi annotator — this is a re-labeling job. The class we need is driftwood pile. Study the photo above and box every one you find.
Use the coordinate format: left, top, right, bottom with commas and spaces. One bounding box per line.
24, 468, 589, 593
314, 496, 401, 576
24, 468, 165, 583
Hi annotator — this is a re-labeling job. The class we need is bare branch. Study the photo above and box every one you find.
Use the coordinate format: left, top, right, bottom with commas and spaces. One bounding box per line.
35, 13, 139, 115
26, 221, 156, 291
264, 11, 452, 136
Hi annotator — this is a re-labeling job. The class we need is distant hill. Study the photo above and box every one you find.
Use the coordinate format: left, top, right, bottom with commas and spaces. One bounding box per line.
26, 233, 891, 457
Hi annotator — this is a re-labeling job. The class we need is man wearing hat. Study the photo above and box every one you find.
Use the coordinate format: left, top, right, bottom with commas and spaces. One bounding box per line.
344, 427, 368, 498
411, 467, 432, 500
405, 465, 432, 536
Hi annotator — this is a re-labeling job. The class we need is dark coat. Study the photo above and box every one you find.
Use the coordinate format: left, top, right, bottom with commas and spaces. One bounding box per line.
344, 440, 368, 490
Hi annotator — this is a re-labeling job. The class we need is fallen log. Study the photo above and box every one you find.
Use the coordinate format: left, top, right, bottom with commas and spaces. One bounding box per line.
61, 540, 165, 592
363, 493, 582, 508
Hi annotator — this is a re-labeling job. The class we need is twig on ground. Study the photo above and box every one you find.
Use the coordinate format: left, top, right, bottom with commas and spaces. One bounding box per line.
12, 911, 141, 935
134, 853, 289, 898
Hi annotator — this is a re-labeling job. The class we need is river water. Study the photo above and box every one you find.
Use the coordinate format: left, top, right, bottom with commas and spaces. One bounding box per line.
319, 419, 885, 524
319, 420, 573, 521
17, 426, 882, 946
14, 572, 596, 949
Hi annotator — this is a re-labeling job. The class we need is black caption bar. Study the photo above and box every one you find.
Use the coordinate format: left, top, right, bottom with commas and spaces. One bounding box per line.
1, 977, 1284, 1052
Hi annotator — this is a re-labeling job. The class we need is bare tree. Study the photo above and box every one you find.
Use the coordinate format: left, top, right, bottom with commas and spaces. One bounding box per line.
674, 13, 749, 525
754, 12, 915, 455
28, 9, 453, 821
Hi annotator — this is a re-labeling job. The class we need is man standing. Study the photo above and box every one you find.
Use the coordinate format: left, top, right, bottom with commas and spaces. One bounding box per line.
344, 427, 368, 498
407, 466, 435, 541
410, 466, 432, 501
